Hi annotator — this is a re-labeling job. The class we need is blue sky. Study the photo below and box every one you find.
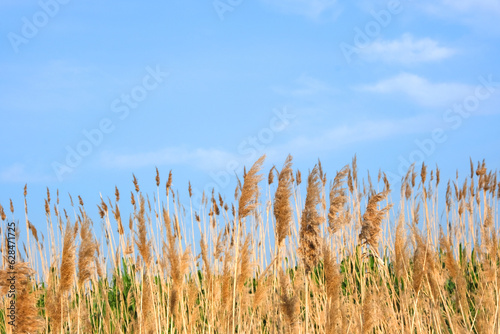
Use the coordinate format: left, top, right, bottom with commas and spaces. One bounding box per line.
1, 0, 500, 233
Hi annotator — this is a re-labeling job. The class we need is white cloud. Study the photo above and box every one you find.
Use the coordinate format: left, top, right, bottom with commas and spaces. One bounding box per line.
260, 0, 341, 19
358, 73, 473, 107
360, 34, 456, 64
100, 147, 240, 172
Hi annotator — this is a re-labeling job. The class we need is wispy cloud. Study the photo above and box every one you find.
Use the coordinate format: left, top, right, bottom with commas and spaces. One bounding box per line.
0, 0, 29, 8
99, 114, 435, 173
0, 163, 54, 183
260, 0, 342, 19
418, 0, 500, 32
99, 147, 240, 171
272, 74, 338, 97
0, 60, 105, 114
358, 73, 473, 108
270, 114, 434, 155
360, 34, 456, 64
434, 0, 500, 14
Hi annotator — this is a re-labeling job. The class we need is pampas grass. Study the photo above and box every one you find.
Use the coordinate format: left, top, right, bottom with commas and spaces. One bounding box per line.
0, 155, 499, 333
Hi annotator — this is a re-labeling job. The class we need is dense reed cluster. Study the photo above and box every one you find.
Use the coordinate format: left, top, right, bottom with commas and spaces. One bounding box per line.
0, 155, 499, 333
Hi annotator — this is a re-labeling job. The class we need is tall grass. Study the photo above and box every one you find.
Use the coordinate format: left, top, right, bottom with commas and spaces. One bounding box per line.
0, 155, 499, 333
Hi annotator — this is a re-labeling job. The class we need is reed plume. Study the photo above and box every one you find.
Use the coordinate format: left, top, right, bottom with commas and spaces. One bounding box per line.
280, 270, 299, 334
238, 155, 265, 220
0, 262, 32, 296
299, 165, 324, 273
359, 189, 392, 253
237, 235, 252, 294
16, 281, 44, 334
439, 229, 469, 320
46, 263, 62, 333
165, 211, 190, 329
328, 165, 349, 234
78, 217, 96, 287
221, 249, 233, 312
141, 273, 155, 334
323, 244, 342, 334
60, 219, 77, 294
362, 288, 379, 334
113, 203, 124, 235
199, 233, 212, 290
274, 154, 293, 247
412, 227, 440, 302
394, 213, 408, 278
135, 194, 151, 267
0, 203, 6, 220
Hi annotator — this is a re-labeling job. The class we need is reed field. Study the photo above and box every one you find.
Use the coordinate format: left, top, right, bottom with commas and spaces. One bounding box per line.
1, 154, 500, 333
